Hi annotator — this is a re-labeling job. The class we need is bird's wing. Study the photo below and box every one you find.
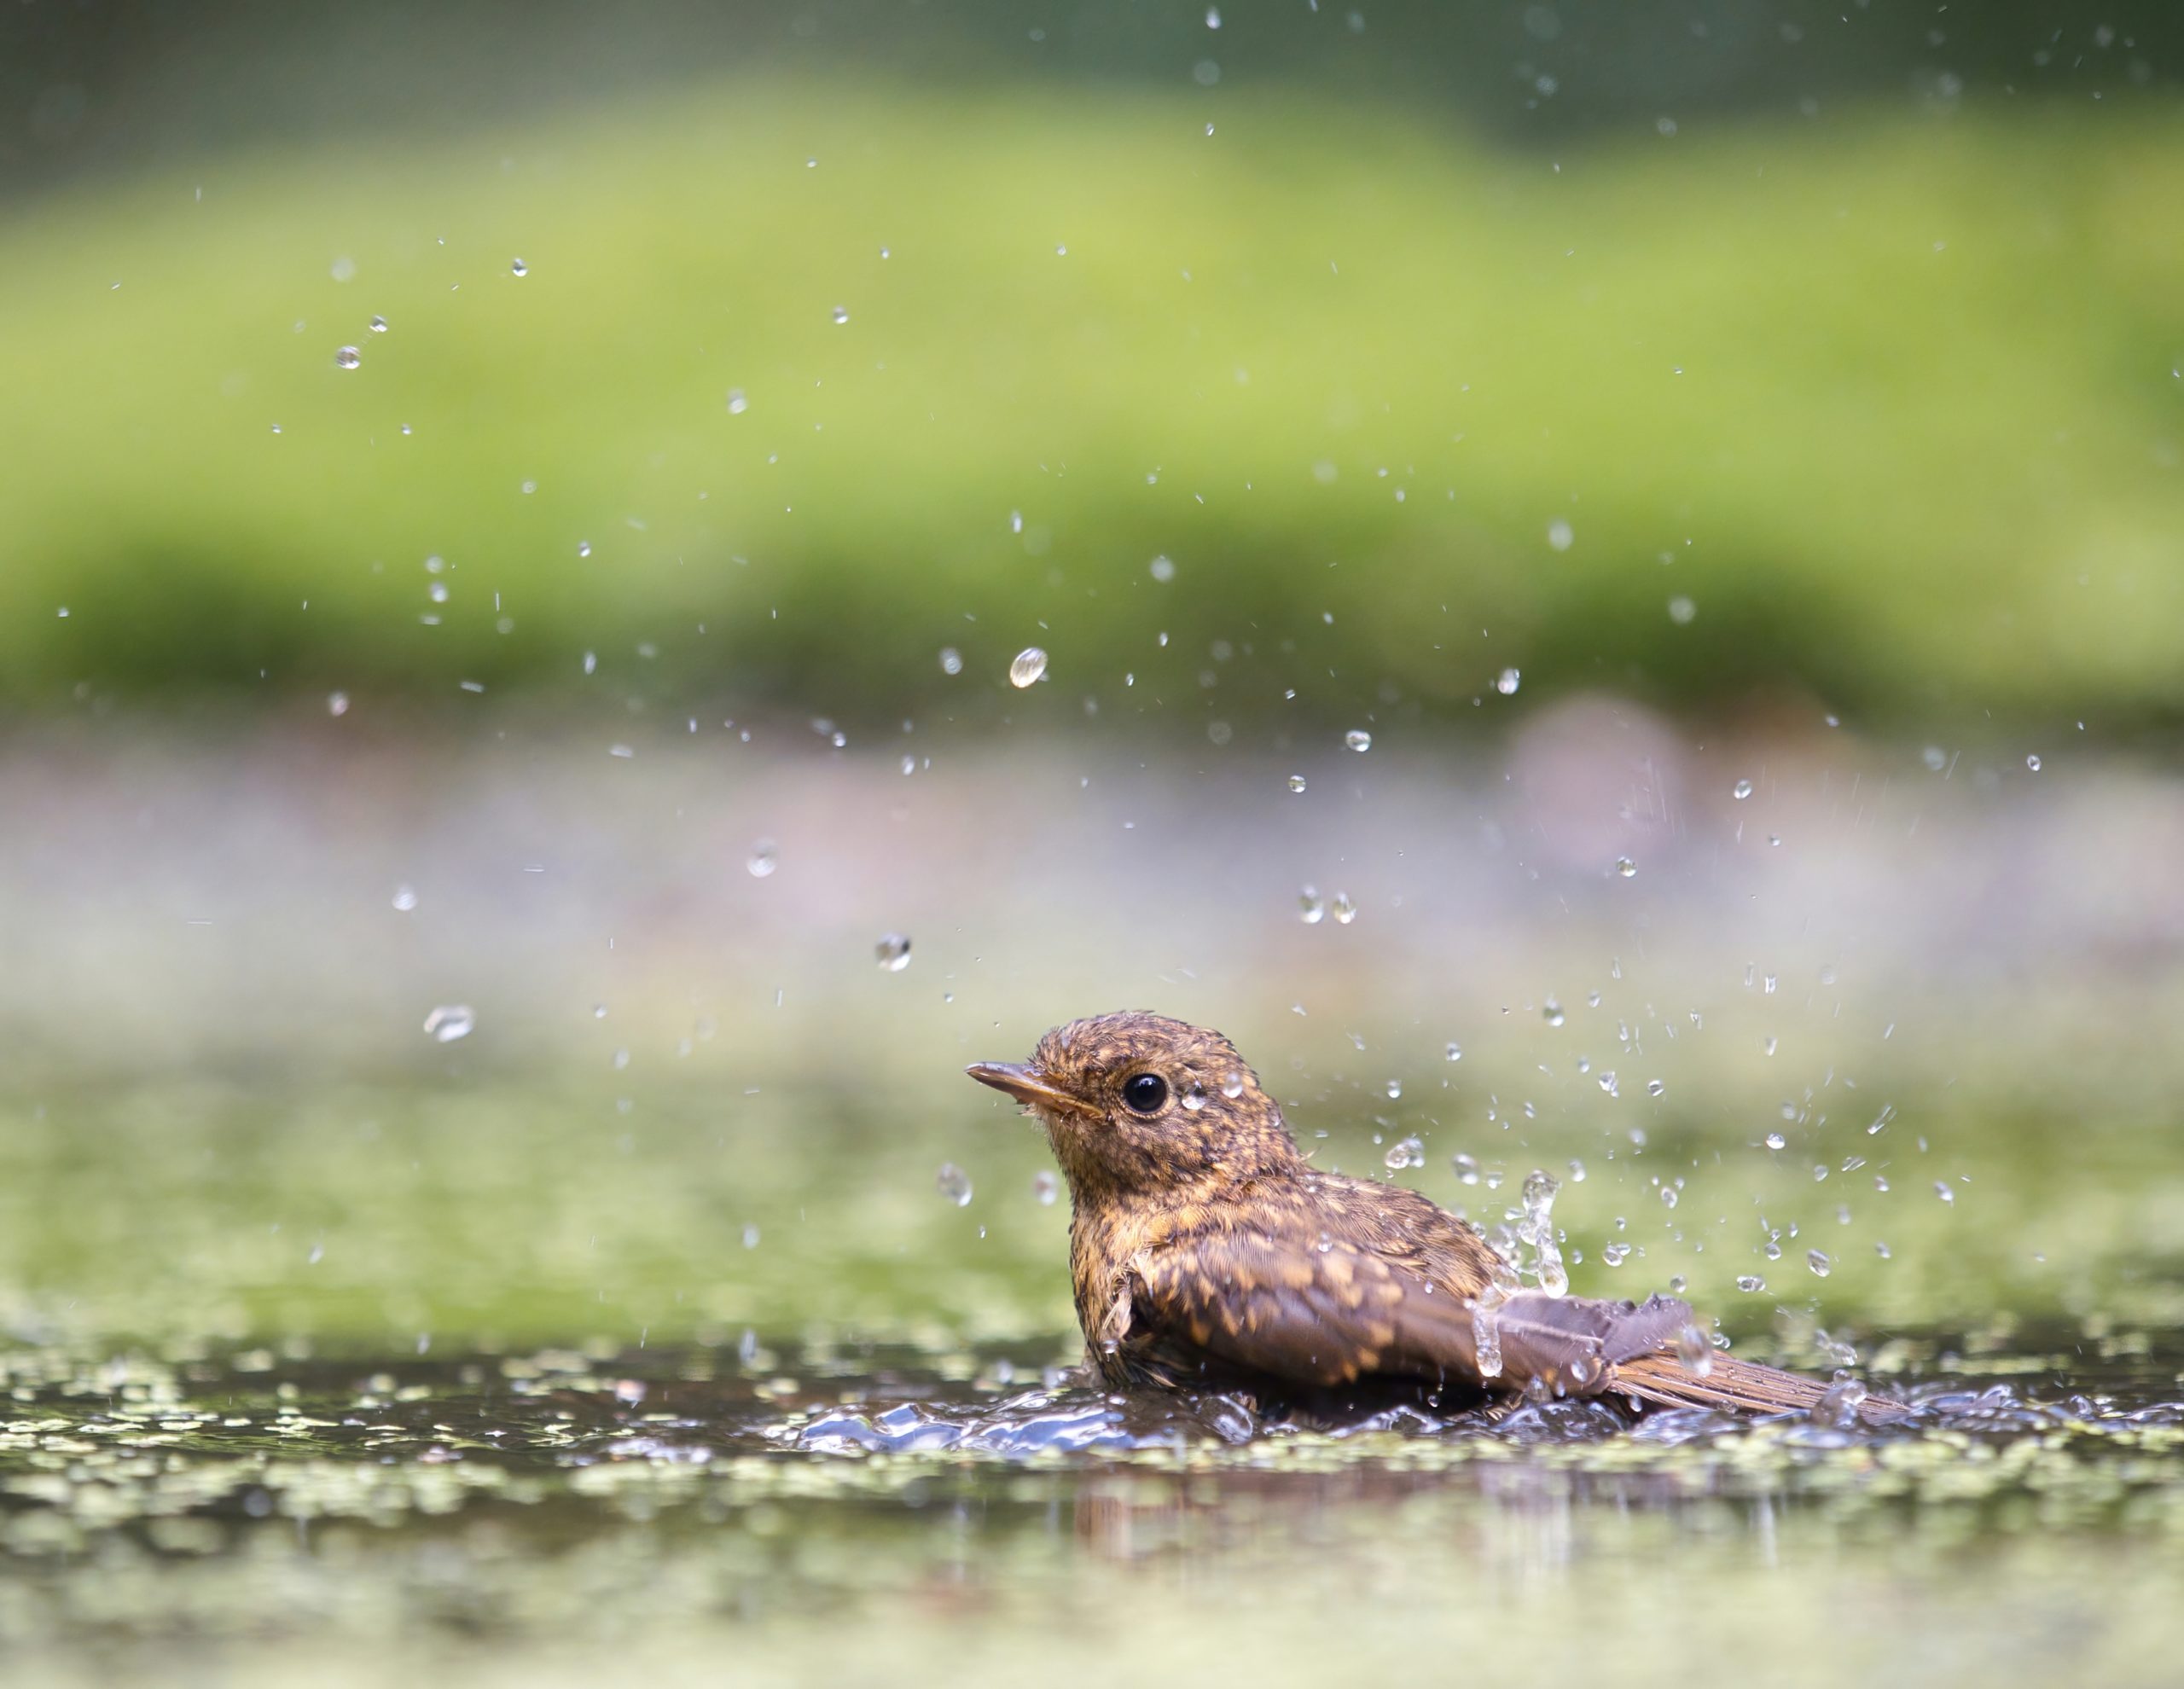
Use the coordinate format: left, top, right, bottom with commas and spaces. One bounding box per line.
1130, 1229, 1691, 1392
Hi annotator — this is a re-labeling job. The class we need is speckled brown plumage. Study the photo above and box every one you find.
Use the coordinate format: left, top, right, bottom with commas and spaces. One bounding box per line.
969, 1011, 1888, 1420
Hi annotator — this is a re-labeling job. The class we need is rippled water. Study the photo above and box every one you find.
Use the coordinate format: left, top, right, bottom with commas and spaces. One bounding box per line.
4, 1327, 2181, 1685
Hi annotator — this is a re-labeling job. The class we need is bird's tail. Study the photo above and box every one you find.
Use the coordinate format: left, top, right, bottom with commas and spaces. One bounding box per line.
1612, 1349, 1898, 1423
1481, 1290, 1900, 1425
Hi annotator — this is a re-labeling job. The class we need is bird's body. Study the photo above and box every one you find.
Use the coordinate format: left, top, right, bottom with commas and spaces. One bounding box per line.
971, 1011, 1887, 1422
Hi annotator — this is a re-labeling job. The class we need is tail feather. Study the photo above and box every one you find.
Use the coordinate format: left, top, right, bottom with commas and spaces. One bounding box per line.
1613, 1349, 1902, 1425
1455, 1289, 1898, 1424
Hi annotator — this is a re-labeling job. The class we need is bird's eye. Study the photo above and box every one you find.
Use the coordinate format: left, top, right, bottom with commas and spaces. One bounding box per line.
1121, 1072, 1169, 1114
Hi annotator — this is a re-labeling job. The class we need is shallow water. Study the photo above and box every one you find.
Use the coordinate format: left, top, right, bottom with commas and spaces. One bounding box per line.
3, 1070, 2183, 1684
3, 1325, 2181, 1686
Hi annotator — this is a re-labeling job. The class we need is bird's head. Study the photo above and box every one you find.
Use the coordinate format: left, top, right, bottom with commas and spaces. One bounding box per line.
967, 1011, 1299, 1199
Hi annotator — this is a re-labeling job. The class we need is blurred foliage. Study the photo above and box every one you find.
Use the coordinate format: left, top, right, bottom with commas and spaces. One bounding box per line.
2, 82, 2181, 728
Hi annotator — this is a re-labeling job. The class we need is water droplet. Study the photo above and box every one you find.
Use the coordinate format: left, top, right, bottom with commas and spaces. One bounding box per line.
1598, 1071, 1619, 1098
2025, 754, 2042, 772
1922, 745, 1947, 771
937, 647, 964, 676
422, 1005, 474, 1042
1148, 554, 1176, 583
1601, 1242, 1629, 1266
1205, 4, 1221, 26
1934, 1181, 1955, 1204
1614, 856, 1636, 878
577, 541, 592, 559
391, 885, 417, 913
1384, 1135, 1424, 1170
1546, 519, 1574, 551
1180, 1081, 1208, 1111
1810, 1377, 1868, 1429
1496, 667, 1521, 695
1807, 1248, 1832, 1277
1285, 774, 1308, 793
1471, 1284, 1507, 1378
875, 932, 912, 972
935, 1164, 973, 1206
1667, 595, 1696, 624
1646, 1079, 1664, 1098
727, 388, 749, 415
1444, 1042, 1463, 1062
1658, 1183, 1677, 1209
1676, 1324, 1713, 1376
330, 256, 357, 282
1450, 1152, 1479, 1186
427, 581, 449, 604
1385, 1078, 1403, 1100
741, 1224, 761, 1250
1543, 999, 1565, 1027
1765, 1132, 1786, 1150
510, 258, 528, 276
1331, 892, 1356, 925
327, 691, 351, 717
1735, 1274, 1766, 1293
746, 841, 778, 879
1221, 1071, 1245, 1099
1734, 778, 1754, 800
334, 345, 361, 369
831, 305, 850, 325
1345, 729, 1373, 752
1519, 1170, 1566, 1296
1008, 647, 1048, 688
1032, 1170, 1059, 1205
1298, 886, 1326, 924
369, 316, 388, 334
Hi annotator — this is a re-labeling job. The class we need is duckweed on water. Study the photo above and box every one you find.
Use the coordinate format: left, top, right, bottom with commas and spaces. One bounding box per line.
1, 1332, 2181, 1680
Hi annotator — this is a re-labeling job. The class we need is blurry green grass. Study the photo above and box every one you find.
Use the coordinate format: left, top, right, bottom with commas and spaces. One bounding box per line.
2, 84, 2181, 721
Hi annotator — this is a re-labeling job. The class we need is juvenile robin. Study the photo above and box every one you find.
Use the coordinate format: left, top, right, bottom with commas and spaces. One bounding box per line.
969, 1010, 1885, 1420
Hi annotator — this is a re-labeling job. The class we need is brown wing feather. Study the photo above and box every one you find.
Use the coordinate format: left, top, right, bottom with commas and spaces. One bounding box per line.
1132, 1233, 1698, 1396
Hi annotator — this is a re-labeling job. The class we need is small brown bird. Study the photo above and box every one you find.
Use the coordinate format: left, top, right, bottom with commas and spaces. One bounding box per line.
970, 1011, 1885, 1421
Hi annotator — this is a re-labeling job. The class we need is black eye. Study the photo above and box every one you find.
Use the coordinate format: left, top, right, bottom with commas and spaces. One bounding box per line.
1121, 1073, 1169, 1114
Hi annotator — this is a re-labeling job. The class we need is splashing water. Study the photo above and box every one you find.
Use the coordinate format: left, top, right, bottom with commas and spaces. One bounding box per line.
1811, 1376, 1869, 1429
1470, 1284, 1507, 1379
1515, 1170, 1567, 1297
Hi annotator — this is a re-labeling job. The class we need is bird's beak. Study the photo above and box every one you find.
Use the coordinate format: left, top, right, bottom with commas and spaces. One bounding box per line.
966, 1061, 1082, 1112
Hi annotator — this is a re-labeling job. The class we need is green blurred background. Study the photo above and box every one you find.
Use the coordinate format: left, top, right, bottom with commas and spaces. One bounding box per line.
3, 0, 2181, 728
